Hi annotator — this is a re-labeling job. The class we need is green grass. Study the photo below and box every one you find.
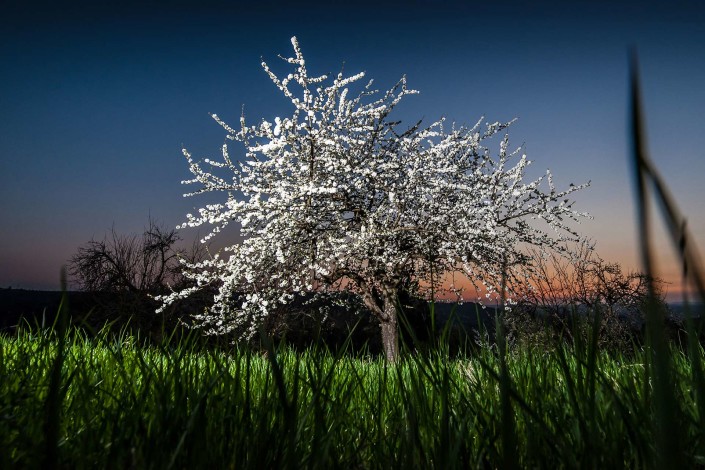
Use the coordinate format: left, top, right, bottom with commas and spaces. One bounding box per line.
2, 323, 705, 468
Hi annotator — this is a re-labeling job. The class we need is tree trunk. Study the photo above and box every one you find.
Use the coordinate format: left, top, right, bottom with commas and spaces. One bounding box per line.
380, 293, 399, 362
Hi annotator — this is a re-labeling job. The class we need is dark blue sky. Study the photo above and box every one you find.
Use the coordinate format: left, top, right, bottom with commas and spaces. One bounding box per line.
1, 0, 704, 296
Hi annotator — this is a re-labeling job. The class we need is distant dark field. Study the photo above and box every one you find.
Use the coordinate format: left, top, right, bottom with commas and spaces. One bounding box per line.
0, 289, 95, 330
0, 288, 500, 347
3, 288, 702, 346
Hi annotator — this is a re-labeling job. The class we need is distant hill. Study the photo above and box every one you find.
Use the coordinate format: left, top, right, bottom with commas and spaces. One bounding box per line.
0, 287, 498, 334
424, 301, 498, 333
0, 288, 97, 330
666, 302, 705, 319
2, 288, 700, 347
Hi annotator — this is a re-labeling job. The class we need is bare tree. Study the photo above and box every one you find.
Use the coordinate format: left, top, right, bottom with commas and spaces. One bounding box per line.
69, 218, 205, 294
67, 219, 209, 336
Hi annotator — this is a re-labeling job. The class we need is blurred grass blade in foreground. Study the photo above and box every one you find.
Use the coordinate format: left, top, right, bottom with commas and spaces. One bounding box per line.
629, 50, 705, 468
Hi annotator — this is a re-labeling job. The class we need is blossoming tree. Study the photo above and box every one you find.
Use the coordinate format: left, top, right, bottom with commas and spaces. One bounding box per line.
158, 37, 588, 361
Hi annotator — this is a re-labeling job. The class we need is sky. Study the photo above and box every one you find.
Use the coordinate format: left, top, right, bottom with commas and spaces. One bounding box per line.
1, 0, 704, 300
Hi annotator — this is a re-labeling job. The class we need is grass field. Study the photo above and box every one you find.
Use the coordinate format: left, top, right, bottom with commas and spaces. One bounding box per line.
2, 317, 705, 469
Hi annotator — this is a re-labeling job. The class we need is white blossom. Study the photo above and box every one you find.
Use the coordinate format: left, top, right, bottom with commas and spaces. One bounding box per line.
157, 38, 589, 353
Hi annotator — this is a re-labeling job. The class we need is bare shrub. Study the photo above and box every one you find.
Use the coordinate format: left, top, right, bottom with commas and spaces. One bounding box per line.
508, 240, 666, 350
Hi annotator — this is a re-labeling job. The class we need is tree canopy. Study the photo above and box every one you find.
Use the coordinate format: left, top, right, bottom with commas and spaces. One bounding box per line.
157, 37, 589, 360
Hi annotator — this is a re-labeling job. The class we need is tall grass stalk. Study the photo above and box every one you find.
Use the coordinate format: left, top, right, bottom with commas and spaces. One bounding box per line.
41, 268, 69, 470
630, 51, 705, 467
